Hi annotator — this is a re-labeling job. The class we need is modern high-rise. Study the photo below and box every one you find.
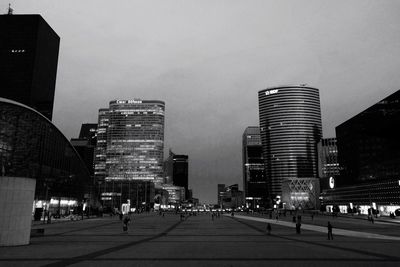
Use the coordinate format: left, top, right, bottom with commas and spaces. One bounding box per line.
163, 150, 189, 200
0, 14, 60, 120
94, 109, 109, 184
317, 138, 340, 179
258, 85, 322, 209
321, 89, 400, 215
71, 123, 98, 177
163, 150, 175, 185
173, 154, 189, 199
242, 126, 267, 209
94, 99, 165, 209
336, 89, 400, 187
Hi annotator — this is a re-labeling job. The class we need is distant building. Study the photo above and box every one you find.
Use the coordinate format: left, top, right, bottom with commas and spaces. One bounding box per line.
218, 184, 244, 209
321, 89, 400, 215
163, 150, 175, 184
242, 126, 267, 209
162, 184, 185, 204
173, 154, 189, 198
0, 14, 60, 120
78, 123, 98, 140
217, 184, 226, 207
94, 99, 165, 210
71, 123, 97, 177
163, 150, 189, 200
317, 138, 340, 190
94, 109, 109, 185
258, 85, 322, 209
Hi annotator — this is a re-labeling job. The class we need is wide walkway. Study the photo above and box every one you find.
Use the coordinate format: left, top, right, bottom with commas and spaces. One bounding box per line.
232, 214, 400, 240
1, 212, 400, 266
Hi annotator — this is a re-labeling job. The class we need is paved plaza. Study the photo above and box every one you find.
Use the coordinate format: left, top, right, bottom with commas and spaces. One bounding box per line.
1, 212, 400, 266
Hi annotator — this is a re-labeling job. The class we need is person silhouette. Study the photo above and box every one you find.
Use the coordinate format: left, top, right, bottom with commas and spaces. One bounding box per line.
266, 223, 272, 235
328, 221, 333, 240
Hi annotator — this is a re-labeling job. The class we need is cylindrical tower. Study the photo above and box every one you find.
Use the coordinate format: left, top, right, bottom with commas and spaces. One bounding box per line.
106, 99, 165, 186
258, 85, 322, 206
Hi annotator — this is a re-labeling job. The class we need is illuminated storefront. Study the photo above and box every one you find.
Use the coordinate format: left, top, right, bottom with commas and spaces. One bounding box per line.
321, 179, 400, 215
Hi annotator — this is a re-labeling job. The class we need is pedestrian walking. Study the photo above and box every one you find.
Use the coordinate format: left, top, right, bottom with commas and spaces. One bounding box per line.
47, 212, 52, 224
123, 216, 131, 232
327, 221, 333, 240
266, 223, 272, 235
296, 222, 301, 234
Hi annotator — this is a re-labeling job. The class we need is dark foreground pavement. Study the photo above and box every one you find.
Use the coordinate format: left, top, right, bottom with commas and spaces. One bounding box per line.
1, 212, 400, 267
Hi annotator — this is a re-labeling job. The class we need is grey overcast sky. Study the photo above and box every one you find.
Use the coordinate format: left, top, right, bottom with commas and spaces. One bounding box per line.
8, 0, 400, 203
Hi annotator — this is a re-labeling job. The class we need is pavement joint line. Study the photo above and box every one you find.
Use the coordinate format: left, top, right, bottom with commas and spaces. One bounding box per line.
1, 258, 399, 262
40, 217, 187, 267
229, 216, 400, 262
231, 214, 400, 241
31, 221, 121, 237
31, 215, 152, 237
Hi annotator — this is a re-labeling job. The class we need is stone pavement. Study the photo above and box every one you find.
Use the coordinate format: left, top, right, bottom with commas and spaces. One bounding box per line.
232, 214, 400, 240
1, 212, 400, 267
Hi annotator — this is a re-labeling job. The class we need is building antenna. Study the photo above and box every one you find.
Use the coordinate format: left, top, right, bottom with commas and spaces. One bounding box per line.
8, 3, 14, 15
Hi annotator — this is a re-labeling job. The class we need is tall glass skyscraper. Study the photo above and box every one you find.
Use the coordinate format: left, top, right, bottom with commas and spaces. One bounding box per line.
258, 85, 322, 209
94, 108, 109, 184
94, 99, 165, 209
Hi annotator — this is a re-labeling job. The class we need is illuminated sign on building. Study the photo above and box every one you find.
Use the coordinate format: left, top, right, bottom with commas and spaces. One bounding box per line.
116, 100, 142, 104
265, 89, 279, 96
128, 100, 142, 104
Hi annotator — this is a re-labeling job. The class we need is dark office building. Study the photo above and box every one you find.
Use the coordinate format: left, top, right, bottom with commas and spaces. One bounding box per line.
70, 123, 97, 176
336, 90, 400, 186
0, 14, 60, 120
242, 126, 267, 209
173, 154, 189, 199
317, 138, 340, 190
321, 89, 400, 215
163, 150, 175, 185
78, 123, 98, 140
317, 138, 340, 179
217, 184, 226, 207
217, 184, 244, 209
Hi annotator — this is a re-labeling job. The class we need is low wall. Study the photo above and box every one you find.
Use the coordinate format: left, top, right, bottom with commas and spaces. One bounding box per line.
0, 177, 36, 246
